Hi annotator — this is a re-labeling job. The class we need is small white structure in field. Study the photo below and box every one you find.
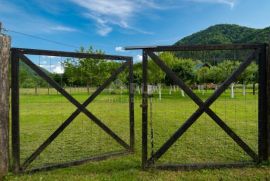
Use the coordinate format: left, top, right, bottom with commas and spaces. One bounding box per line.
242, 84, 246, 96
147, 85, 155, 95
136, 85, 141, 94
201, 85, 205, 95
158, 84, 162, 101
231, 83, 235, 98
180, 89, 185, 97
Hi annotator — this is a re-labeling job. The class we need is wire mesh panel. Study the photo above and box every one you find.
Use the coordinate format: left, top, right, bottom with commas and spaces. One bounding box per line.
126, 44, 269, 170
10, 48, 134, 173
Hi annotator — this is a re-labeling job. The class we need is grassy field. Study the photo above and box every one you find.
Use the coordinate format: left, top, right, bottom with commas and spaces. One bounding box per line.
5, 87, 270, 181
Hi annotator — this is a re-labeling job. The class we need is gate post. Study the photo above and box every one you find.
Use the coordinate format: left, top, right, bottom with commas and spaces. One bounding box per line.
142, 50, 148, 168
267, 43, 270, 160
258, 43, 269, 161
11, 49, 20, 173
129, 58, 135, 152
0, 22, 11, 178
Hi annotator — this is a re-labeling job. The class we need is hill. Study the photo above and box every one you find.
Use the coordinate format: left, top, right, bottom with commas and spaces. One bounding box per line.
173, 24, 270, 63
175, 24, 270, 45
19, 61, 52, 87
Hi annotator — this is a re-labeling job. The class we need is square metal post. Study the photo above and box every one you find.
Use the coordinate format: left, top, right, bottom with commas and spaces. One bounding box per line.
142, 50, 148, 168
11, 50, 20, 172
266, 43, 270, 160
258, 44, 268, 161
128, 58, 135, 152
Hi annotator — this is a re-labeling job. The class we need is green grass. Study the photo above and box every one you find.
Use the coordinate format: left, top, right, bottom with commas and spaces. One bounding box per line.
5, 87, 270, 181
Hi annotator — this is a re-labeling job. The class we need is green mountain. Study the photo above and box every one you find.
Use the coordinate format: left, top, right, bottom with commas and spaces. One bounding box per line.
173, 24, 270, 63
175, 24, 270, 45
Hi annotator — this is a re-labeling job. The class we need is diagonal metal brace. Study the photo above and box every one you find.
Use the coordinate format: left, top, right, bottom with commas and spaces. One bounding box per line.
17, 52, 130, 170
146, 49, 260, 165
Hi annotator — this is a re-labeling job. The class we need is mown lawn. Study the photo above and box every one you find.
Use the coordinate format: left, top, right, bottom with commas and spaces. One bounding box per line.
5, 87, 270, 181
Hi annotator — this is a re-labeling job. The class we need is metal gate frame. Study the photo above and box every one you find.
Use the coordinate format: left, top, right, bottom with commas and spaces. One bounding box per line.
126, 43, 269, 170
10, 48, 135, 173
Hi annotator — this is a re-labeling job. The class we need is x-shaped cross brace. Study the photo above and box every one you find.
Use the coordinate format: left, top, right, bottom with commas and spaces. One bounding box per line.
145, 49, 260, 166
17, 52, 131, 170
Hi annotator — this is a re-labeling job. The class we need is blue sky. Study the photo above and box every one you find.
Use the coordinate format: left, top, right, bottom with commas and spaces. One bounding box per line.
1, 0, 270, 71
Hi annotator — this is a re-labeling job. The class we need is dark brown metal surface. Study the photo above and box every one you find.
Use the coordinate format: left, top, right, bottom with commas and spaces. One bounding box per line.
133, 43, 268, 170
258, 44, 269, 161
125, 43, 264, 51
12, 48, 130, 60
151, 162, 257, 171
142, 50, 148, 168
11, 50, 20, 173
10, 49, 134, 172
128, 59, 135, 151
147, 50, 259, 164
25, 150, 130, 173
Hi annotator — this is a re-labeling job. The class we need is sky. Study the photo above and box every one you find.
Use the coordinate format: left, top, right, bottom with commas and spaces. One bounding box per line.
0, 0, 270, 73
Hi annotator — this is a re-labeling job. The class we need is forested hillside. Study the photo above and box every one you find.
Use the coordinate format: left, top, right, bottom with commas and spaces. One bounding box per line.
175, 24, 270, 45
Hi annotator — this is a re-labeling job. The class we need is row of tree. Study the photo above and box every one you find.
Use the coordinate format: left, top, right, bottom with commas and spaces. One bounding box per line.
134, 52, 258, 86
18, 47, 258, 88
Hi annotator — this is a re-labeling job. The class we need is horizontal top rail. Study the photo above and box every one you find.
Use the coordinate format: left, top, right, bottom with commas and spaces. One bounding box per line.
11, 48, 132, 61
125, 43, 267, 52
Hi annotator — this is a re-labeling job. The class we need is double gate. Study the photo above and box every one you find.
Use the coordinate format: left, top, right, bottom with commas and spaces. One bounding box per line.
10, 48, 134, 173
10, 44, 269, 173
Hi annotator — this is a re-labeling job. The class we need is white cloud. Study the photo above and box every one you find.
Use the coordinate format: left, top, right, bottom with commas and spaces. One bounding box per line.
41, 60, 47, 64
41, 55, 57, 59
115, 46, 125, 52
52, 64, 65, 74
49, 25, 77, 32
97, 23, 113, 36
70, 0, 161, 36
186, 0, 236, 8
39, 63, 64, 74
135, 55, 143, 62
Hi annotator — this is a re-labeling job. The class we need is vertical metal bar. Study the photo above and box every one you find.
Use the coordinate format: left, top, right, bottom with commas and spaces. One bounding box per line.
266, 43, 270, 159
142, 50, 148, 168
128, 58, 135, 152
258, 44, 268, 161
11, 50, 20, 172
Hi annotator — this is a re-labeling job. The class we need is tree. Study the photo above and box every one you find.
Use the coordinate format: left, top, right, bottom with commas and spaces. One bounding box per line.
133, 62, 142, 85
238, 62, 258, 84
164, 59, 195, 85
63, 46, 125, 87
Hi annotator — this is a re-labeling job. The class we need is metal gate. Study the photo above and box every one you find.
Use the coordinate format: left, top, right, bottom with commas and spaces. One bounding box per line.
11, 48, 134, 173
126, 44, 269, 170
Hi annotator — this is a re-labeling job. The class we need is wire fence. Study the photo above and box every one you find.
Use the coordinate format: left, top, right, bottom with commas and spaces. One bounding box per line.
14, 50, 134, 172
140, 47, 261, 168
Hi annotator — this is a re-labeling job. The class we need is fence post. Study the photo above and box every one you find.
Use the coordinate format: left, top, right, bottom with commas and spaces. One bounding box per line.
142, 50, 148, 168
258, 44, 268, 161
0, 23, 11, 178
11, 48, 20, 173
267, 43, 270, 160
128, 58, 135, 152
